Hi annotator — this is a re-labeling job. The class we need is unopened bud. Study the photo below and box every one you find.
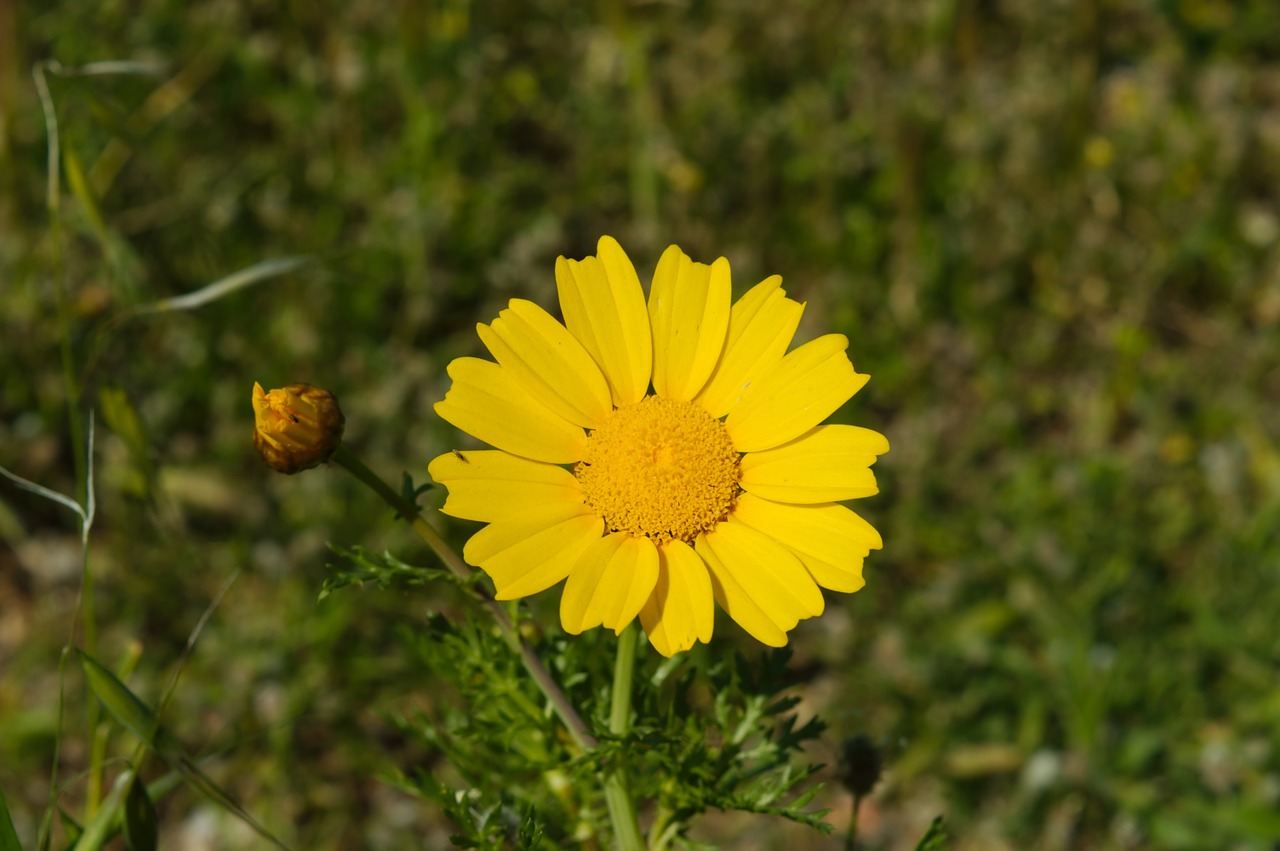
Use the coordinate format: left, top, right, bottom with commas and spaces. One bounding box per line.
252, 382, 345, 474
837, 733, 882, 798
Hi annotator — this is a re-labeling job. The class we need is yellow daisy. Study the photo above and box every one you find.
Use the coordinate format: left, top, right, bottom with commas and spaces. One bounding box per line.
428, 236, 888, 656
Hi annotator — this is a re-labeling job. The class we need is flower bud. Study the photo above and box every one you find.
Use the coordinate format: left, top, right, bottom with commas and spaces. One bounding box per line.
837, 733, 882, 798
252, 382, 345, 474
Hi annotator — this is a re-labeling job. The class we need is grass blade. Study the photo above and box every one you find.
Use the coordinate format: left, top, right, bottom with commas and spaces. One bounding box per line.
913, 816, 949, 851
122, 774, 157, 851
148, 255, 313, 313
69, 772, 127, 851
0, 787, 22, 851
62, 146, 110, 254
75, 650, 290, 850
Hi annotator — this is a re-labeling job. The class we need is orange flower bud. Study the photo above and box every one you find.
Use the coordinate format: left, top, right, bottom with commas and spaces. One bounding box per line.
252, 382, 345, 474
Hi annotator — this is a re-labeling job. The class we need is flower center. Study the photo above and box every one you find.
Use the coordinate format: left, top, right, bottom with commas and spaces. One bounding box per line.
575, 396, 741, 545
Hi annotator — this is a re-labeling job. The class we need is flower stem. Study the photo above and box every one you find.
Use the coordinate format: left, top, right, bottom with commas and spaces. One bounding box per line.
845, 792, 862, 851
330, 444, 596, 752
603, 624, 643, 851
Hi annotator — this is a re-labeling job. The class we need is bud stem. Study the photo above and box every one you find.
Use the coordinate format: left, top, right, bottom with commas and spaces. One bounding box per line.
329, 444, 597, 753
845, 793, 862, 851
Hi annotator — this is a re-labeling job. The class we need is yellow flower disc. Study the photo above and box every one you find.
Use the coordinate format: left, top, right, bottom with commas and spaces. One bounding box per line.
576, 396, 740, 545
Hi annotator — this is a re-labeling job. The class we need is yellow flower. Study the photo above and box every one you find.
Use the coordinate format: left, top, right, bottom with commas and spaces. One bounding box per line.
428, 237, 887, 656
252, 382, 345, 474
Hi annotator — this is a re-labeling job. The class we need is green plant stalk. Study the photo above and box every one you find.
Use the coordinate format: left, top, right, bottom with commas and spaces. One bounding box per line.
603, 624, 643, 851
36, 61, 102, 819
330, 444, 596, 752
845, 792, 861, 851
646, 801, 677, 851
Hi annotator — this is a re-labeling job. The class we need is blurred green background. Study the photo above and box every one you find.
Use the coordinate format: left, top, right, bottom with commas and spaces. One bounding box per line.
4, 0, 1280, 848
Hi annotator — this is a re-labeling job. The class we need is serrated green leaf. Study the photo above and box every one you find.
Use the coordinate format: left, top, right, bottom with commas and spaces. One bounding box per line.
122, 774, 157, 851
0, 787, 23, 851
321, 544, 469, 599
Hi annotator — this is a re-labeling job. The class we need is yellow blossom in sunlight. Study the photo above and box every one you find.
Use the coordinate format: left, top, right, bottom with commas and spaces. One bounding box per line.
428, 237, 887, 656
252, 382, 345, 474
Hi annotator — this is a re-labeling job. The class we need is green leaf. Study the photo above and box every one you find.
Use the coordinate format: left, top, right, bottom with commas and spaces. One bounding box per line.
75, 649, 172, 758
62, 145, 110, 254
70, 771, 129, 851
321, 544, 471, 600
0, 787, 22, 851
97, 386, 155, 499
75, 650, 291, 850
122, 775, 157, 851
913, 816, 950, 851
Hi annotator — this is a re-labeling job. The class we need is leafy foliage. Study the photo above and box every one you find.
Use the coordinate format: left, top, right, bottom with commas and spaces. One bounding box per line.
626, 647, 831, 839
320, 544, 475, 600
377, 611, 830, 848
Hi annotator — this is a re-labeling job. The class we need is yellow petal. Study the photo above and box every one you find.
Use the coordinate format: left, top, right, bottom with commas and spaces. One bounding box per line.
695, 535, 786, 647
739, 424, 889, 503
559, 533, 624, 634
463, 514, 603, 600
477, 299, 613, 429
555, 236, 652, 408
648, 246, 732, 401
560, 534, 658, 635
434, 357, 588, 464
725, 334, 868, 452
599, 536, 659, 633
427, 450, 587, 525
639, 539, 714, 657
731, 494, 881, 592
697, 518, 824, 645
694, 276, 803, 418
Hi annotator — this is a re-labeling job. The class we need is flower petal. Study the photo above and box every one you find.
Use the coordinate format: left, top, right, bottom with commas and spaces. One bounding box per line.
463, 514, 603, 600
427, 450, 587, 525
648, 246, 732, 401
560, 534, 621, 634
555, 236, 652, 408
694, 276, 804, 419
561, 533, 659, 634
639, 540, 715, 657
435, 357, 588, 463
695, 536, 784, 647
697, 518, 824, 645
478, 299, 613, 429
739, 424, 889, 503
731, 494, 881, 592
601, 536, 660, 633
725, 334, 869, 452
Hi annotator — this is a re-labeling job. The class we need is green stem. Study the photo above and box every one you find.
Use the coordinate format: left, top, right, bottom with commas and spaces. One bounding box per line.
330, 444, 596, 752
646, 803, 677, 851
36, 59, 100, 820
603, 624, 643, 851
845, 792, 861, 851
